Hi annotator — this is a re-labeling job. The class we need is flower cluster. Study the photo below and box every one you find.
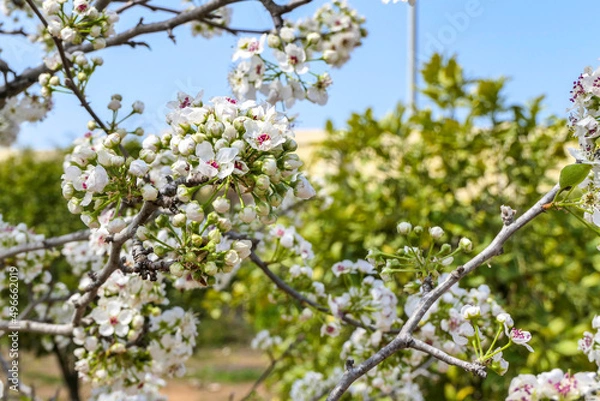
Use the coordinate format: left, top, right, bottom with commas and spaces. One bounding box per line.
579, 315, 600, 367
40, 51, 104, 97
60, 98, 146, 232
290, 368, 344, 401
42, 0, 119, 48
0, 94, 51, 146
131, 92, 315, 286
73, 270, 198, 396
321, 260, 398, 334
0, 214, 56, 285
371, 222, 473, 280
228, 0, 366, 107
405, 274, 531, 375
506, 369, 599, 401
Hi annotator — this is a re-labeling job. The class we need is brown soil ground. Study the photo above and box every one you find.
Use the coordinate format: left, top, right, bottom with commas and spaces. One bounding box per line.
16, 347, 274, 401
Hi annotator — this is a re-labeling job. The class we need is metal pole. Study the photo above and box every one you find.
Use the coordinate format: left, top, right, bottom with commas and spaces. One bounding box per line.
407, 2, 417, 109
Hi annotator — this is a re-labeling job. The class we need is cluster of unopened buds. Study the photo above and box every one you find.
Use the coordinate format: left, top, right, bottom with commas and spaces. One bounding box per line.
228, 0, 366, 107
39, 52, 103, 97
72, 269, 197, 396
41, 0, 118, 48
369, 221, 473, 281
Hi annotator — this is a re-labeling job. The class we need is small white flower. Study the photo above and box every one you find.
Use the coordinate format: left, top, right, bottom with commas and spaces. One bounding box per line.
293, 175, 316, 199
429, 226, 444, 240
128, 159, 149, 177
510, 328, 534, 352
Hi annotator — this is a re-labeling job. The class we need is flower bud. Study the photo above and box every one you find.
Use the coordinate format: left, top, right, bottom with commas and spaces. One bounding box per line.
461, 305, 481, 320
107, 217, 126, 234
136, 226, 149, 241
459, 237, 473, 253
208, 228, 222, 243
429, 226, 444, 240
186, 202, 205, 222
267, 33, 281, 48
396, 222, 412, 235
141, 184, 158, 201
172, 213, 186, 227
132, 101, 145, 114
239, 206, 256, 223
204, 262, 218, 276
224, 250, 240, 266
169, 262, 185, 277
128, 159, 149, 177
233, 240, 252, 259
139, 149, 156, 163
255, 174, 271, 191
213, 198, 231, 214
103, 133, 121, 148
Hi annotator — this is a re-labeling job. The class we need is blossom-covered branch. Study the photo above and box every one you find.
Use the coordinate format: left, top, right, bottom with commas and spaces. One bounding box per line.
326, 184, 560, 400
0, 0, 314, 100
0, 229, 90, 262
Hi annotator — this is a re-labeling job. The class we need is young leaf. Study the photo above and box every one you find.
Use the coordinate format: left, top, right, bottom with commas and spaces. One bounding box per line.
559, 163, 592, 189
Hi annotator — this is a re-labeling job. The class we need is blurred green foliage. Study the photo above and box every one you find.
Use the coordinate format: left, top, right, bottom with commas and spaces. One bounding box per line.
0, 150, 83, 236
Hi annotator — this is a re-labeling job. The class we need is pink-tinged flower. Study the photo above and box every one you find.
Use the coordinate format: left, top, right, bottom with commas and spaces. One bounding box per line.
320, 322, 340, 337
243, 120, 286, 151
510, 328, 534, 352
274, 44, 309, 75
73, 0, 90, 14
232, 35, 266, 61
506, 374, 538, 401
90, 300, 133, 337
332, 260, 353, 277
84, 165, 109, 193
195, 142, 238, 179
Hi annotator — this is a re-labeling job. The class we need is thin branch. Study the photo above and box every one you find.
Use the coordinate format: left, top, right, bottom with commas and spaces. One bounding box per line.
0, 25, 28, 36
118, 0, 181, 15
409, 338, 486, 377
24, 0, 111, 134
250, 252, 387, 332
71, 200, 158, 325
199, 18, 270, 36
0, 229, 90, 261
326, 184, 561, 401
0, 320, 73, 335
239, 335, 303, 401
258, 0, 313, 28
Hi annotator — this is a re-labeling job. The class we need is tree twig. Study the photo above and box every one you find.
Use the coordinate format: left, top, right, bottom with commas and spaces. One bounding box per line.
239, 335, 304, 401
24, 0, 112, 134
0, 320, 73, 335
0, 229, 90, 262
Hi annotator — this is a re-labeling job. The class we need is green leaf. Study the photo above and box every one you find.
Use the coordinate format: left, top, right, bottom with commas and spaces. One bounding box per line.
559, 163, 592, 189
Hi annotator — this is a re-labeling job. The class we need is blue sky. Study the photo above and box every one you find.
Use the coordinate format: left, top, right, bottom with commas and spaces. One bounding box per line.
4, 0, 597, 149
